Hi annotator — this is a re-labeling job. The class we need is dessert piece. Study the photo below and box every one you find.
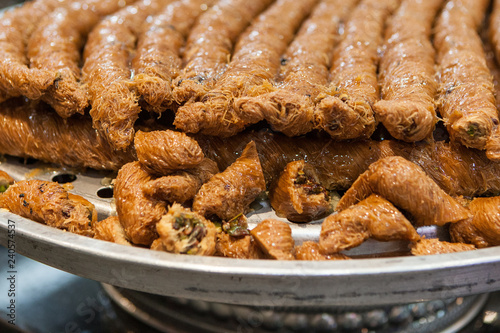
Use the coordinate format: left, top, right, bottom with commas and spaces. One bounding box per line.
132, 0, 215, 112
94, 216, 132, 246
337, 156, 472, 227
410, 238, 475, 256
193, 141, 265, 220
235, 0, 358, 136
142, 158, 219, 204
28, 0, 135, 117
114, 161, 167, 246
270, 160, 330, 222
250, 219, 295, 260
134, 130, 204, 175
373, 0, 441, 142
82, 0, 173, 150
172, 0, 274, 104
295, 241, 350, 261
319, 194, 419, 254
450, 196, 500, 248
0, 179, 96, 237
174, 0, 319, 137
0, 0, 60, 102
155, 203, 216, 255
315, 0, 400, 140
435, 0, 499, 156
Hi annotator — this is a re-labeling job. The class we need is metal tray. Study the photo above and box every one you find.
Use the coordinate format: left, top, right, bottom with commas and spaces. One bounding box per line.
1, 155, 500, 307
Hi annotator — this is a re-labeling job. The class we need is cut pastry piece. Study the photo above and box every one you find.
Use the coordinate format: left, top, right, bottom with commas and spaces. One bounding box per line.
270, 160, 330, 223
156, 203, 216, 256
250, 219, 295, 260
319, 194, 419, 254
193, 141, 265, 220
336, 156, 472, 227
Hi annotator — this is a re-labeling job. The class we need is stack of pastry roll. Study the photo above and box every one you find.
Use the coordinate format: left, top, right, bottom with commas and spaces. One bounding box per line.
3, 0, 500, 260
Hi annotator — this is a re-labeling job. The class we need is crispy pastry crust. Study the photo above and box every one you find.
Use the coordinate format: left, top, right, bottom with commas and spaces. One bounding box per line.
28, 0, 135, 118
235, 0, 358, 137
216, 233, 264, 259
450, 196, 500, 248
0, 0, 60, 103
94, 215, 132, 246
295, 241, 351, 261
250, 219, 295, 260
373, 0, 441, 142
319, 194, 419, 254
315, 0, 400, 140
435, 0, 499, 154
0, 180, 96, 237
0, 98, 133, 170
174, 0, 319, 137
172, 0, 274, 104
134, 130, 204, 175
83, 0, 173, 150
269, 160, 330, 223
132, 0, 215, 112
410, 238, 475, 256
114, 161, 167, 246
336, 156, 472, 227
142, 158, 219, 204
193, 141, 265, 220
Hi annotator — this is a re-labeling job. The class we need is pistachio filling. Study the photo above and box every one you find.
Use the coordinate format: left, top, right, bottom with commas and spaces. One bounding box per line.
294, 170, 328, 196
173, 213, 207, 254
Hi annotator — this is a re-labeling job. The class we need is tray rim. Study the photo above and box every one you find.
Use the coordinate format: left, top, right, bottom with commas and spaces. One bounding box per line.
2, 209, 500, 307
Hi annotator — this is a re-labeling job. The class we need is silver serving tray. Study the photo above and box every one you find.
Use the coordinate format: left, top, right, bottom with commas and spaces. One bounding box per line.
1, 155, 500, 307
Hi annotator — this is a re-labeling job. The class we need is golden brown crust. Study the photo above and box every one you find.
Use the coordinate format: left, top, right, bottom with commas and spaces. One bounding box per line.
114, 161, 167, 246
337, 156, 472, 227
269, 160, 330, 223
450, 196, 500, 248
319, 194, 419, 254
172, 0, 274, 104
135, 130, 204, 175
0, 0, 60, 103
410, 238, 475, 256
28, 0, 135, 118
235, 0, 358, 137
174, 0, 319, 137
315, 0, 400, 140
132, 0, 215, 112
374, 0, 442, 142
295, 241, 350, 261
193, 141, 265, 220
435, 0, 498, 152
250, 219, 295, 260
0, 98, 134, 170
156, 203, 216, 256
216, 233, 264, 259
83, 0, 173, 150
142, 158, 219, 203
94, 216, 132, 246
0, 180, 96, 237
